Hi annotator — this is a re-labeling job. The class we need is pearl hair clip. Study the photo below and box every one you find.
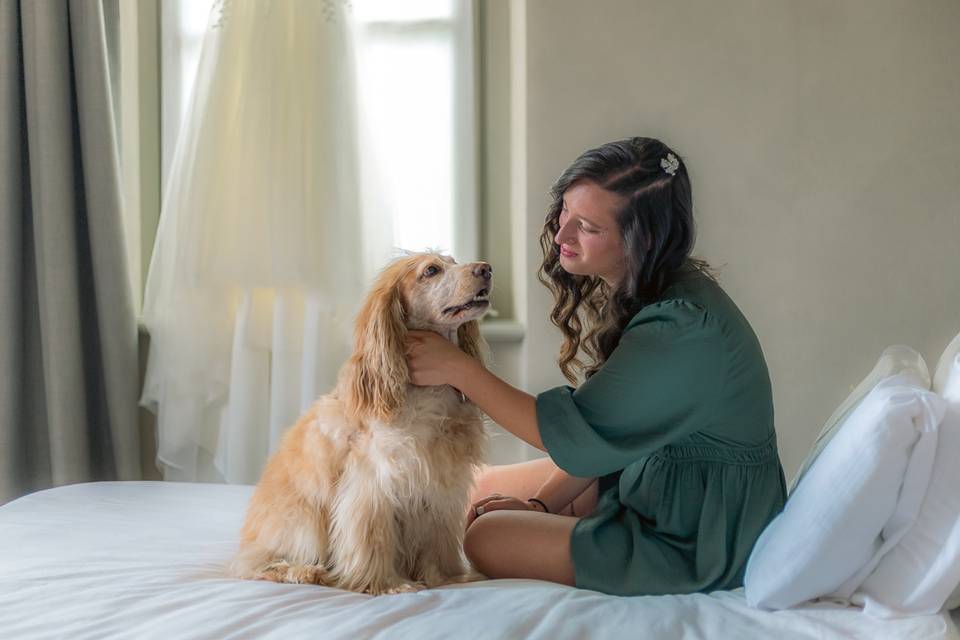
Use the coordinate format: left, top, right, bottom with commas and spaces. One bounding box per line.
660, 153, 679, 176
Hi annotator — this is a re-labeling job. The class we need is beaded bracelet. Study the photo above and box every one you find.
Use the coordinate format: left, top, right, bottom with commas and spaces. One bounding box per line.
527, 497, 550, 513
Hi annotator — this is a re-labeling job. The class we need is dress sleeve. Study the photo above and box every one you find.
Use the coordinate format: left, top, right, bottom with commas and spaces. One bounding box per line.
536, 300, 727, 477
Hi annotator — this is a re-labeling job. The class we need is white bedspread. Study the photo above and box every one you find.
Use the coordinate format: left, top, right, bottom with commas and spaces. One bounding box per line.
0, 482, 956, 640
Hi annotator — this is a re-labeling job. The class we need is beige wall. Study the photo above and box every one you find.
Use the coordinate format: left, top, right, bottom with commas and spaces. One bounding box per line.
483, 0, 960, 477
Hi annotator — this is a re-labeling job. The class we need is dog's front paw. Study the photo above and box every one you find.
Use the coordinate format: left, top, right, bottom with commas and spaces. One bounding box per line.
258, 561, 330, 585
378, 581, 428, 595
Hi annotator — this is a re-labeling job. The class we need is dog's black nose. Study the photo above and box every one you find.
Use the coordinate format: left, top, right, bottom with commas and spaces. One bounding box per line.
472, 262, 492, 280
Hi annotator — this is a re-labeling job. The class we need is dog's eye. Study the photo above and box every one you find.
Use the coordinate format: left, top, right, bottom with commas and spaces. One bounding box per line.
423, 265, 440, 277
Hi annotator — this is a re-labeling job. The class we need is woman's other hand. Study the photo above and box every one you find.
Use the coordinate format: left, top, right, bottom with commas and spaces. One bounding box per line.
404, 329, 475, 387
466, 494, 543, 530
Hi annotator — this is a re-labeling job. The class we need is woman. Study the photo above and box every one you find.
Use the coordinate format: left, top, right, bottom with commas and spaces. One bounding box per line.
404, 137, 787, 596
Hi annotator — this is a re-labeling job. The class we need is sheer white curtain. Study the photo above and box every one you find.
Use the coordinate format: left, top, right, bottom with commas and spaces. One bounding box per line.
141, 0, 382, 483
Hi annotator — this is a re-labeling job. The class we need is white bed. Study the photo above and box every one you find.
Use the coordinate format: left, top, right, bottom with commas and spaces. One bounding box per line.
0, 482, 956, 640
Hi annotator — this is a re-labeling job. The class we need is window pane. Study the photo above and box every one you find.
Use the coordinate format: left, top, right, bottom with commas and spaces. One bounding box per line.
180, 0, 213, 37
176, 0, 215, 118
357, 31, 455, 254
354, 0, 453, 23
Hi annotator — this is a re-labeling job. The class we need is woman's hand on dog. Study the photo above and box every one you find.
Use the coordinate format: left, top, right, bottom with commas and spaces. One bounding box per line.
465, 494, 541, 530
405, 330, 474, 387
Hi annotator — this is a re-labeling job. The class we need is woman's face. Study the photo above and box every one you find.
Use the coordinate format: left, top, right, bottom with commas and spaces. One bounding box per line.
554, 180, 627, 286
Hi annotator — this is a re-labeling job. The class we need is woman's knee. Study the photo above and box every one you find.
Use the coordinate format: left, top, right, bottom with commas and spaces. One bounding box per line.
464, 510, 577, 584
463, 512, 500, 575
464, 510, 524, 577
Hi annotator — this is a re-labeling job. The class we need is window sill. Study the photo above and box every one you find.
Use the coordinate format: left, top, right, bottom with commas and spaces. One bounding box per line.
479, 319, 525, 344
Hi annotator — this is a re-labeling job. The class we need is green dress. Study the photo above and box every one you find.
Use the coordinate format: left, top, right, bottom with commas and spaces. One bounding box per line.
536, 267, 787, 596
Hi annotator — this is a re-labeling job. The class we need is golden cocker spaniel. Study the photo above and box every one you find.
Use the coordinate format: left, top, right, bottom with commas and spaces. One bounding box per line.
232, 252, 492, 594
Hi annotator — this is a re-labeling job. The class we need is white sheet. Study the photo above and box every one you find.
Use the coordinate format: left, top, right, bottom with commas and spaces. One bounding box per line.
0, 482, 956, 640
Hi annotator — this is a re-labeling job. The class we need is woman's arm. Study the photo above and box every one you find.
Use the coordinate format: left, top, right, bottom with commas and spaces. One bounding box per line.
404, 330, 544, 451
450, 358, 544, 451
530, 465, 595, 513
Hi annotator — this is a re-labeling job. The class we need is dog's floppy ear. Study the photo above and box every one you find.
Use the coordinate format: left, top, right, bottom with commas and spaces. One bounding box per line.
344, 275, 408, 422
457, 320, 487, 366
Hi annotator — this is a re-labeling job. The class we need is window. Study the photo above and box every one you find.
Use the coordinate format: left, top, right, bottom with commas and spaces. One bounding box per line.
159, 0, 212, 190
158, 0, 478, 262
353, 0, 478, 260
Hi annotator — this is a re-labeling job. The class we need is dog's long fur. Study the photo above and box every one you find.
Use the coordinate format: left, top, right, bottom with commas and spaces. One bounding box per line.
232, 253, 490, 594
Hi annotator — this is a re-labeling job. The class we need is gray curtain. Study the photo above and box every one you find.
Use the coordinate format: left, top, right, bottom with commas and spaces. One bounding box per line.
0, 0, 140, 504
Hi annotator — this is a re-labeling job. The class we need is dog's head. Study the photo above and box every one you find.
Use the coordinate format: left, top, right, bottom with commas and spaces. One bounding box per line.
343, 252, 493, 422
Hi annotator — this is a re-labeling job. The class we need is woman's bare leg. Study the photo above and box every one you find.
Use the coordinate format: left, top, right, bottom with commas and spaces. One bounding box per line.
463, 510, 579, 585
464, 458, 602, 585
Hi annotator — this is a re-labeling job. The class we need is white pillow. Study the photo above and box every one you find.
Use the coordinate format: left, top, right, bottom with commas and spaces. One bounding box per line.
934, 331, 960, 612
744, 372, 945, 610
855, 353, 960, 616
933, 330, 960, 395
788, 345, 930, 494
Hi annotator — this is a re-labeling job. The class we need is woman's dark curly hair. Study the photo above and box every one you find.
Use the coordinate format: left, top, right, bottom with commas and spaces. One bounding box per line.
538, 137, 716, 384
